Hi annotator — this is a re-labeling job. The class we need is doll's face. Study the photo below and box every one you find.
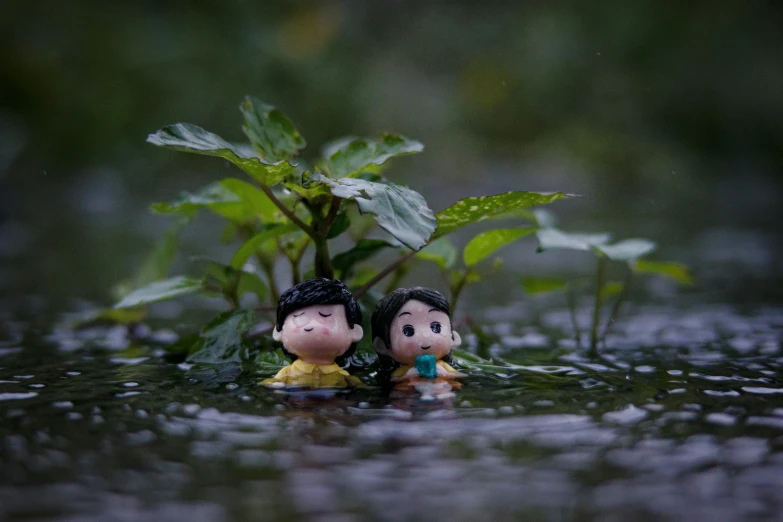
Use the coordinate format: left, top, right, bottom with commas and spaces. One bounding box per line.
385, 299, 461, 366
273, 304, 363, 365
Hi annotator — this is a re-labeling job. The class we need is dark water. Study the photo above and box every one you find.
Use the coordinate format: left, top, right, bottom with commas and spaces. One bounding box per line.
2, 300, 782, 522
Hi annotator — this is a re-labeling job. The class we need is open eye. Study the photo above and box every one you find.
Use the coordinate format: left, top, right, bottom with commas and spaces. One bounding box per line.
402, 325, 415, 337
318, 312, 332, 317
430, 322, 442, 334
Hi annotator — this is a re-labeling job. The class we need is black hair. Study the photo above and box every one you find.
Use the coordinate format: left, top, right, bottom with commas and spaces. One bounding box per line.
371, 287, 453, 374
275, 278, 362, 364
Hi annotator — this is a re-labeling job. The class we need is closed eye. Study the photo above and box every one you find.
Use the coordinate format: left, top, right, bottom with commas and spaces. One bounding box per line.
318, 312, 332, 317
293, 312, 305, 317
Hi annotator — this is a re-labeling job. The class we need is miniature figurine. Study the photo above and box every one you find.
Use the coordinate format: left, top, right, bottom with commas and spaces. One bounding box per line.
261, 278, 364, 389
371, 287, 465, 395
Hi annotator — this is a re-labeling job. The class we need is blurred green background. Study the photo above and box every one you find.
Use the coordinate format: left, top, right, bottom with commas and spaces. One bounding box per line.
1, 0, 781, 307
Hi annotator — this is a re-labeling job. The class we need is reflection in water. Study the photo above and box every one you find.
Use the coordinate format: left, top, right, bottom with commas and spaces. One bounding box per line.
0, 303, 782, 521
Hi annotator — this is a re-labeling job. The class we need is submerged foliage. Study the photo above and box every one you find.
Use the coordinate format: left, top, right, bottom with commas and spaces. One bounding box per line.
522, 210, 694, 356
103, 96, 688, 365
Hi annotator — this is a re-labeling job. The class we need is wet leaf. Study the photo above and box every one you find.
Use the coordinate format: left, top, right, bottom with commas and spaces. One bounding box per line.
536, 228, 612, 252
434, 191, 573, 238
633, 260, 694, 285
322, 134, 423, 178
312, 173, 437, 250
253, 348, 289, 372
147, 123, 293, 186
187, 310, 255, 364
113, 276, 204, 309
416, 237, 458, 270
231, 223, 299, 269
219, 178, 278, 222
239, 96, 305, 163
150, 182, 253, 222
285, 170, 332, 199
332, 239, 395, 277
521, 277, 568, 295
463, 228, 536, 267
595, 239, 656, 261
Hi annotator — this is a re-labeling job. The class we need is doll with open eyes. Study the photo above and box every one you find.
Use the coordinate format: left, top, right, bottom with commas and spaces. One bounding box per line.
261, 278, 364, 389
371, 287, 465, 393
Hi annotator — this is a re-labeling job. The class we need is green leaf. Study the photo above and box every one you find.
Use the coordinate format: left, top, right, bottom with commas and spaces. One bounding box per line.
284, 170, 332, 199
203, 261, 267, 301
415, 237, 458, 270
322, 134, 423, 178
73, 307, 148, 329
254, 348, 289, 371
321, 136, 358, 158
236, 271, 267, 301
449, 270, 481, 288
347, 265, 377, 287
332, 239, 395, 277
112, 219, 187, 301
240, 96, 305, 163
599, 281, 624, 301
536, 228, 612, 252
133, 222, 182, 287
151, 182, 253, 222
113, 276, 204, 309
312, 173, 437, 250
595, 239, 656, 261
463, 228, 536, 267
219, 178, 278, 222
187, 310, 255, 364
326, 210, 351, 239
147, 123, 293, 186
633, 260, 694, 285
521, 277, 568, 295
231, 223, 299, 269
434, 191, 573, 238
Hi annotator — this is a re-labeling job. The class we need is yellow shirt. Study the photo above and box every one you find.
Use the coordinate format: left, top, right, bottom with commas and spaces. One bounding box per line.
391, 360, 464, 380
260, 359, 363, 389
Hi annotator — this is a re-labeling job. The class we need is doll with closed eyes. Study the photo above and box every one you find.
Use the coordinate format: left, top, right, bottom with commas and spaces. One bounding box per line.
261, 278, 364, 389
371, 287, 465, 393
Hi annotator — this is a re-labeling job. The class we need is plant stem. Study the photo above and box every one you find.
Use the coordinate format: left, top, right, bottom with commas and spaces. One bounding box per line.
566, 285, 582, 349
450, 268, 473, 316
312, 235, 334, 279
324, 196, 341, 231
589, 256, 607, 357
259, 257, 279, 302
353, 249, 418, 299
290, 240, 309, 285
260, 184, 316, 239
600, 265, 634, 345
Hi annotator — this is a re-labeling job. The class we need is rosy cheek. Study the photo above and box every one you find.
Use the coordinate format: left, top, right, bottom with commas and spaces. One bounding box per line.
321, 328, 330, 335
406, 342, 416, 351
